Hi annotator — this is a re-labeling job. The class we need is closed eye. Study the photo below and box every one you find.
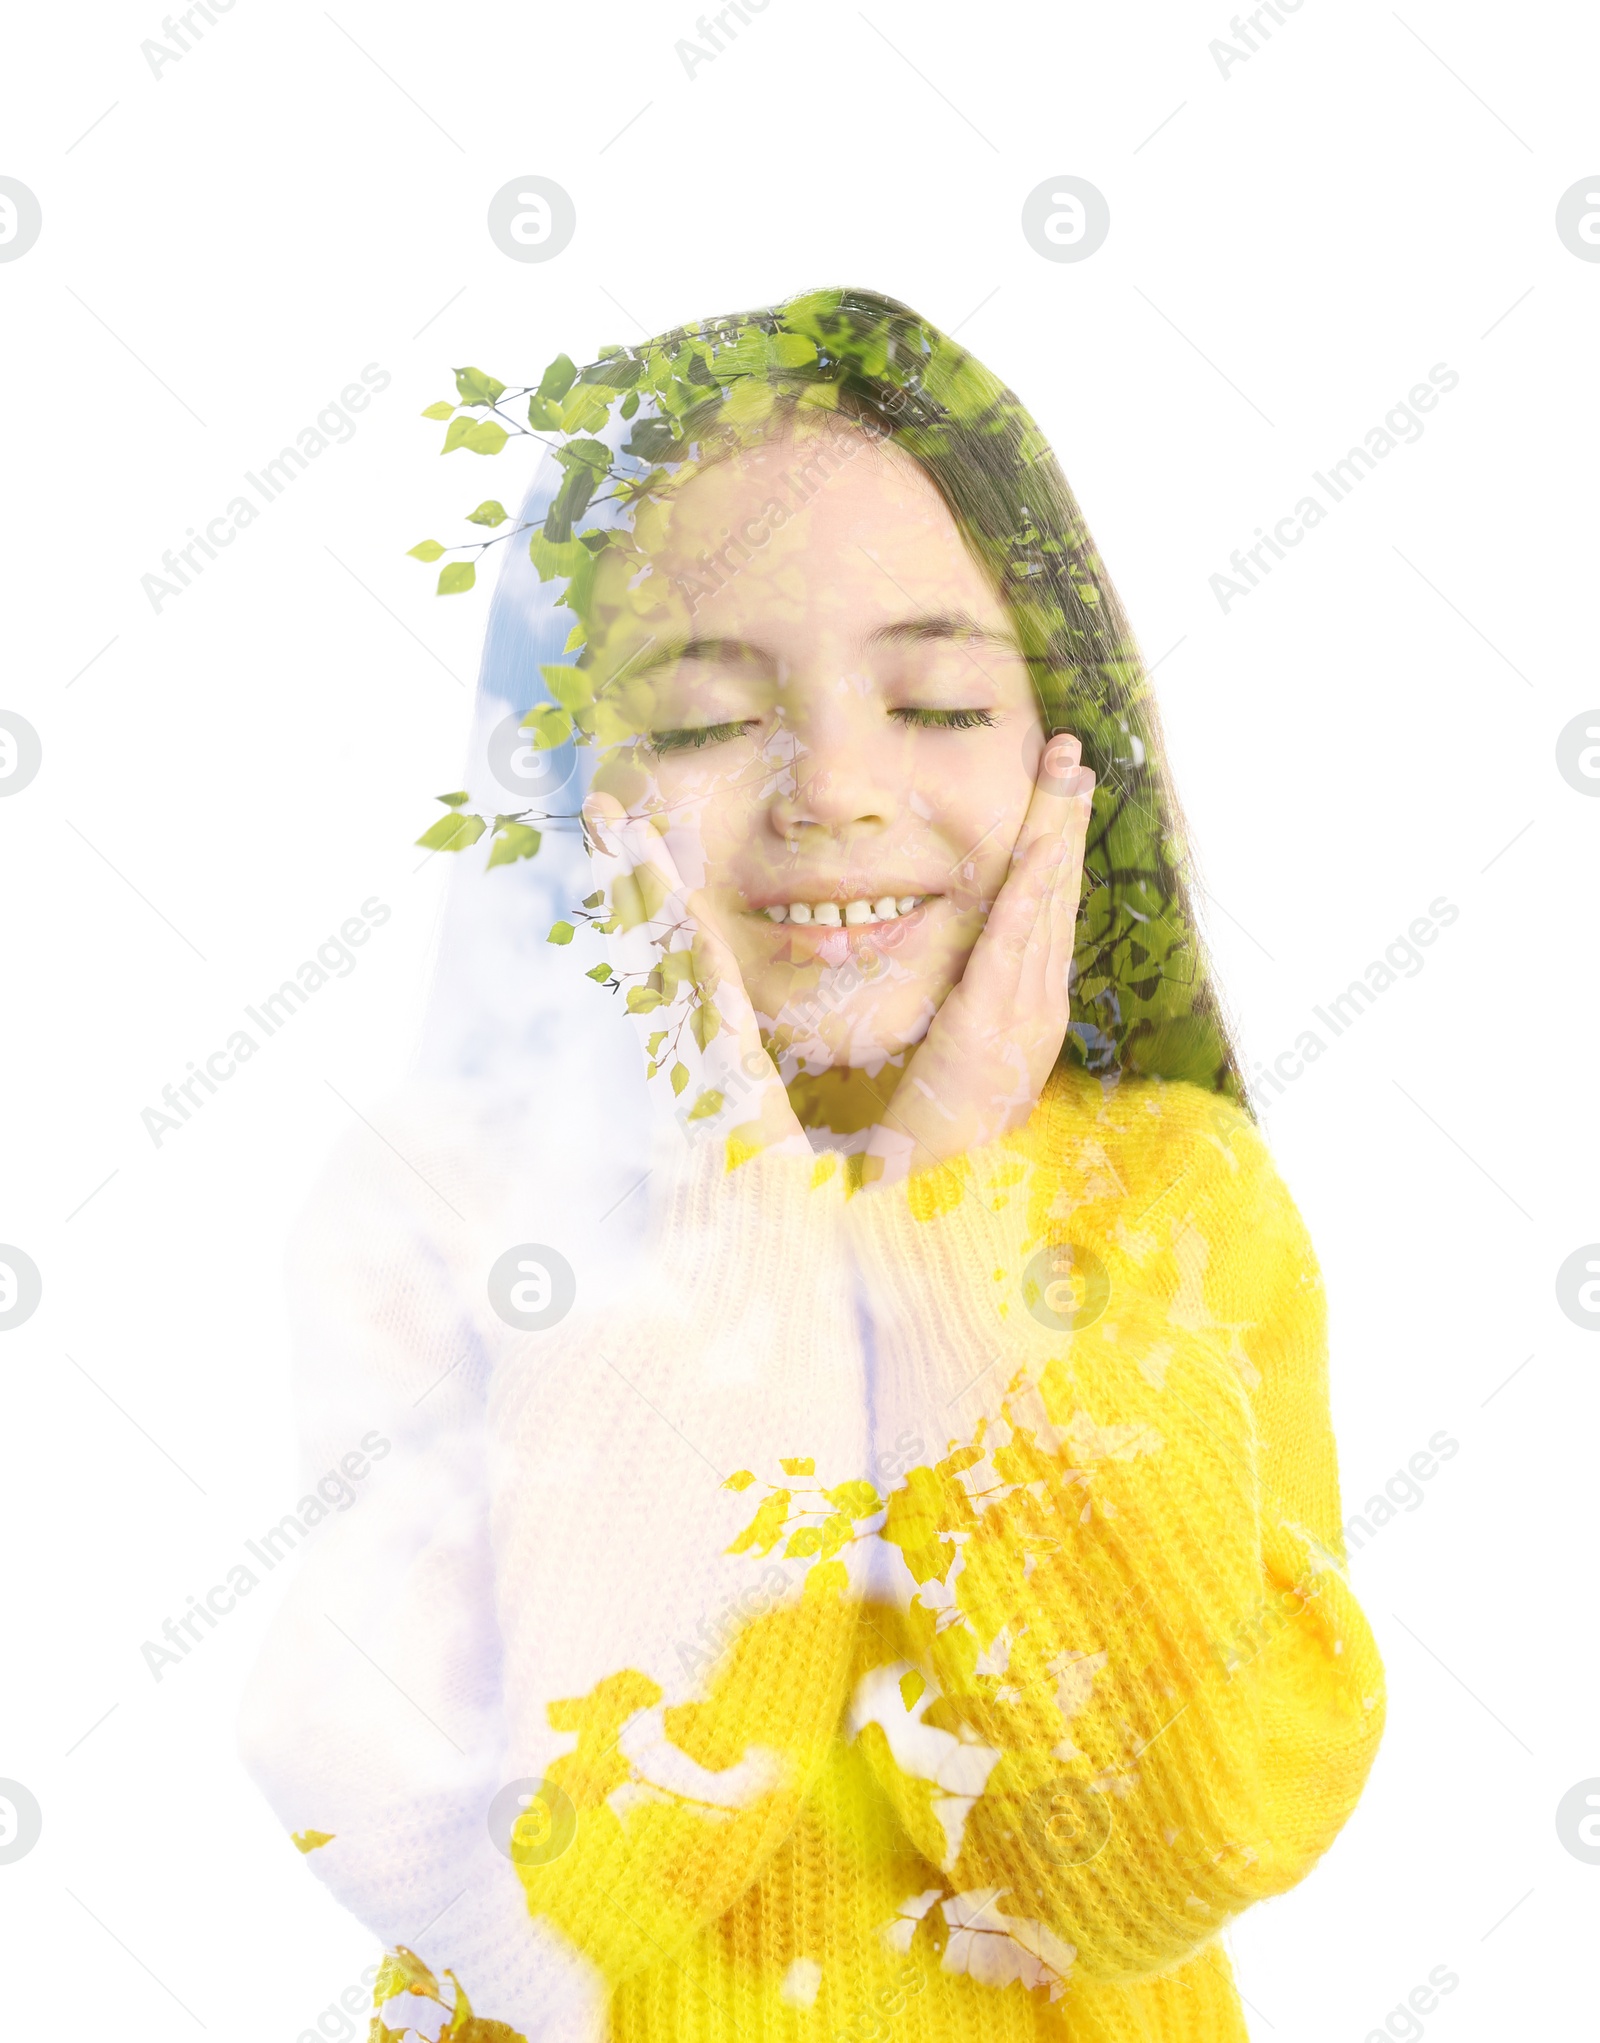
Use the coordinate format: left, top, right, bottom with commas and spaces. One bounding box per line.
648, 718, 759, 754
890, 707, 998, 730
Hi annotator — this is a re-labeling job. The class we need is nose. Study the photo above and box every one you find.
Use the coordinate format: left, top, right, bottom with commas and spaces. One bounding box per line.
766, 705, 895, 841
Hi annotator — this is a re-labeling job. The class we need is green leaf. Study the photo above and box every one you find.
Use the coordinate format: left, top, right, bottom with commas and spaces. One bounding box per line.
557, 438, 613, 471
442, 416, 473, 454
544, 462, 600, 543
768, 332, 819, 369
527, 394, 564, 431
669, 1060, 689, 1096
528, 529, 583, 581
436, 790, 471, 808
609, 862, 670, 931
547, 920, 575, 945
686, 1087, 724, 1121
437, 560, 476, 595
421, 401, 455, 420
579, 352, 643, 389
585, 963, 613, 982
416, 811, 487, 852
375, 1949, 440, 2006
584, 891, 607, 910
454, 365, 506, 407
465, 500, 508, 527
541, 664, 593, 715
520, 703, 572, 750
620, 390, 640, 419
690, 1000, 722, 1050
625, 985, 664, 1014
487, 823, 541, 868
624, 416, 685, 464
408, 539, 445, 561
560, 390, 610, 436
537, 353, 578, 402
463, 420, 508, 456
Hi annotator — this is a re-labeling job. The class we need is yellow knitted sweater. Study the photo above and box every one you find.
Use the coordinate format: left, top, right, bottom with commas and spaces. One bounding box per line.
300, 1065, 1384, 2042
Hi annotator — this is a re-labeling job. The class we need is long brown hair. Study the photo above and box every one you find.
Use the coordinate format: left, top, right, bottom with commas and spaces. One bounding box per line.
622, 286, 1248, 1105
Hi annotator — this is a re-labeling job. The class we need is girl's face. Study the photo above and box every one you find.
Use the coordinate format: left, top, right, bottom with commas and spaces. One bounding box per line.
587, 419, 1048, 1085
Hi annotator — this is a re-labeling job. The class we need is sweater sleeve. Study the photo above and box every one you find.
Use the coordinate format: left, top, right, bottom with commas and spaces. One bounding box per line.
481, 1133, 875, 1999
235, 1097, 609, 2043
841, 1072, 1385, 1989
240, 1111, 873, 2033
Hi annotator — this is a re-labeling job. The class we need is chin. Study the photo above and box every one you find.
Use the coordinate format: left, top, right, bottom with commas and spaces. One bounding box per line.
750, 979, 943, 1071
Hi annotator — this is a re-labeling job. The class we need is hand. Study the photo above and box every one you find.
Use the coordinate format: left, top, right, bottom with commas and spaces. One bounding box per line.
582, 792, 810, 1161
863, 733, 1095, 1184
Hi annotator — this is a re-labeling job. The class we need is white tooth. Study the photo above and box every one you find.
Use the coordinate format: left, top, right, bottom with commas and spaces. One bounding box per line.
896, 896, 919, 915
843, 899, 872, 925
813, 901, 842, 927
787, 902, 812, 924
872, 897, 898, 920
764, 904, 788, 922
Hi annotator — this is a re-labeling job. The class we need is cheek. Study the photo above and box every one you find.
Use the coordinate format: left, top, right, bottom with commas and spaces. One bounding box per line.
656, 764, 754, 891
938, 763, 1037, 895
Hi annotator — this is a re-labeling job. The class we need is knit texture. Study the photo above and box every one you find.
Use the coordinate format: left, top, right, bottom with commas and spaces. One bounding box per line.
241, 1065, 1383, 2043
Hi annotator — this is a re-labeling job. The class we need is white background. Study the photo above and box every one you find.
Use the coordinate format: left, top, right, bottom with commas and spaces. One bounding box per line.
1, 1, 1596, 2037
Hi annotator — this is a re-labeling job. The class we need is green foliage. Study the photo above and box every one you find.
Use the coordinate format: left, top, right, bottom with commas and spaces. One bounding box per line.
437, 560, 476, 595
454, 366, 505, 406
487, 822, 541, 867
416, 810, 486, 852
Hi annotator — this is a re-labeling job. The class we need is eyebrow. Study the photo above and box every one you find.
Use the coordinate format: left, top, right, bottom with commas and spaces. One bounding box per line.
866, 610, 1024, 655
630, 611, 1024, 677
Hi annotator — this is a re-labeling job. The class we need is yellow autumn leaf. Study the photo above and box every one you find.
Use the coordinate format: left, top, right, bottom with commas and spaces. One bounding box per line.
290, 1828, 334, 1854
779, 1456, 815, 1476
726, 1489, 792, 1556
801, 1558, 849, 1604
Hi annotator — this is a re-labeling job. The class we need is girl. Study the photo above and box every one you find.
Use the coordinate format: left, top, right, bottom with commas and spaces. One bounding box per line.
241, 288, 1384, 2043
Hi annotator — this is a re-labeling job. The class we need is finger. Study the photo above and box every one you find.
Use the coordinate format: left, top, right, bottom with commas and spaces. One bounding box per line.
585, 794, 770, 1068
954, 829, 1070, 1029
1010, 731, 1087, 869
1035, 766, 1094, 1010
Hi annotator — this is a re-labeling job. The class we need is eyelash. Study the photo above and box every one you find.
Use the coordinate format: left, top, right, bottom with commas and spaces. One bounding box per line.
646, 706, 998, 753
648, 719, 757, 754
891, 707, 998, 730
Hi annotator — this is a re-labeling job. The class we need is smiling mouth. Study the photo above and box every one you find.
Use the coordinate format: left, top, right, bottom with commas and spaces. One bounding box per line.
751, 894, 934, 929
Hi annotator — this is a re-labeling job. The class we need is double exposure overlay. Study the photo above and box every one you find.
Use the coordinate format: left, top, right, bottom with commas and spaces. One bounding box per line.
238, 288, 1385, 2043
